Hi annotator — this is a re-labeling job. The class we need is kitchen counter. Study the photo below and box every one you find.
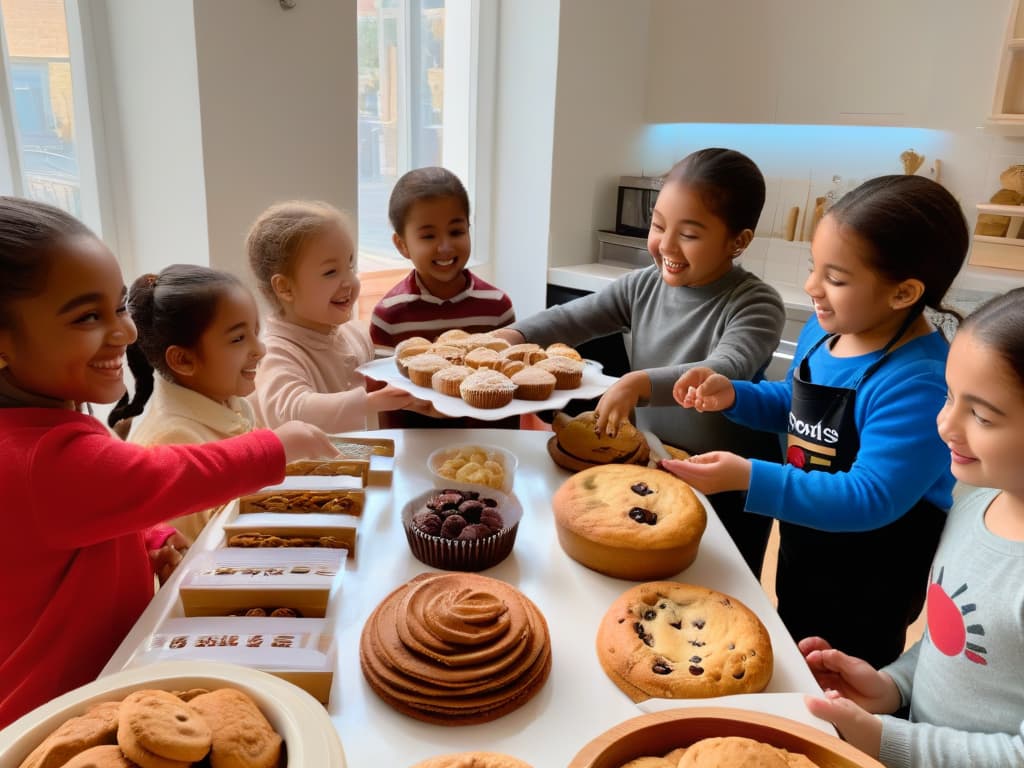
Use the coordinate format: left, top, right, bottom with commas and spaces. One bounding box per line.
104, 429, 826, 767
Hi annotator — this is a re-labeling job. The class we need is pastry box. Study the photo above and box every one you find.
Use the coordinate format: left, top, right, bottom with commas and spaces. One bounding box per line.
221, 513, 359, 554
239, 487, 365, 516
127, 618, 337, 704
329, 434, 395, 486
284, 458, 369, 484
177, 548, 346, 618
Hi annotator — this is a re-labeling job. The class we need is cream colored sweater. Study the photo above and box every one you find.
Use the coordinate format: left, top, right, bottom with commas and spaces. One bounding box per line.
252, 314, 373, 432
128, 376, 256, 540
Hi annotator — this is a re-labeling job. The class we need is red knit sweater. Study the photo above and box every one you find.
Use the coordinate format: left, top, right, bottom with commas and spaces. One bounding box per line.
0, 409, 285, 727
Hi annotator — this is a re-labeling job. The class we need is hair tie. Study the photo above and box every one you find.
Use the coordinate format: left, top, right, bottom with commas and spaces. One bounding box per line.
145, 273, 158, 287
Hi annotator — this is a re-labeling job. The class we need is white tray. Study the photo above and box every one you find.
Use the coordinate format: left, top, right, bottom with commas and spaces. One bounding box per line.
357, 357, 619, 420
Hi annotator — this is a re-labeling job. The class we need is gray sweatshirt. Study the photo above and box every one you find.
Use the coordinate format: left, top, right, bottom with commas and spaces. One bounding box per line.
513, 265, 785, 456
879, 487, 1024, 767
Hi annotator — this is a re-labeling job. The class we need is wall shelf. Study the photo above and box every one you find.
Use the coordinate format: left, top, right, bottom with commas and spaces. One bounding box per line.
971, 203, 1024, 271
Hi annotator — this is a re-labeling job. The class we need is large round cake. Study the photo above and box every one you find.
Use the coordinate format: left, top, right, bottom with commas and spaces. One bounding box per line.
552, 465, 706, 580
596, 582, 773, 702
359, 572, 551, 725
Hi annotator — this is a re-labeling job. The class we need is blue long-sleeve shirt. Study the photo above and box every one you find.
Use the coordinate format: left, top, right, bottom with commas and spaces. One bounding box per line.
725, 314, 954, 531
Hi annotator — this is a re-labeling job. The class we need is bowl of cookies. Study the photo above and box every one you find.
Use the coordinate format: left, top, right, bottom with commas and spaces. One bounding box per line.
427, 443, 517, 494
0, 660, 345, 767
568, 707, 884, 768
402, 487, 523, 571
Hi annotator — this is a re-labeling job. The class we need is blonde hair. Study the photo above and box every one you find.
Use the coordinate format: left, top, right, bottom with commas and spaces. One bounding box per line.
246, 200, 354, 309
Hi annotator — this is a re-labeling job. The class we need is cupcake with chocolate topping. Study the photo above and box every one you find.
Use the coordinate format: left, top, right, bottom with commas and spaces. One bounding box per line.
402, 488, 522, 571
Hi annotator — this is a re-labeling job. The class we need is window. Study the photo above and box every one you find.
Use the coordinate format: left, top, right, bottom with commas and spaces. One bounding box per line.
356, 0, 489, 280
0, 0, 104, 234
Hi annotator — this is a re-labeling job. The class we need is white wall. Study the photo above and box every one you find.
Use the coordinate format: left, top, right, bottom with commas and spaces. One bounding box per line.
547, 0, 650, 269
489, 0, 561, 318
91, 0, 208, 279
93, 0, 357, 289
192, 0, 357, 285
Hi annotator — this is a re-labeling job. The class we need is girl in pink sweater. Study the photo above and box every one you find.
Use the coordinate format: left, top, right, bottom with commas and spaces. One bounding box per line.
247, 200, 416, 430
0, 197, 335, 727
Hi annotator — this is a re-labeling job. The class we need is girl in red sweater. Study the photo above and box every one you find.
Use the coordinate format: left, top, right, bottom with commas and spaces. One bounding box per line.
0, 197, 336, 727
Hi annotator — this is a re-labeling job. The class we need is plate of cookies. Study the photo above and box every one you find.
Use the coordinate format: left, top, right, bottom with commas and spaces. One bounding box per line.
567, 707, 884, 768
358, 331, 619, 420
0, 660, 345, 767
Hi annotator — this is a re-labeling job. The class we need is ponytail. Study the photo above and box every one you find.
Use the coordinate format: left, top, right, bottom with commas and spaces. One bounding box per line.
107, 343, 155, 428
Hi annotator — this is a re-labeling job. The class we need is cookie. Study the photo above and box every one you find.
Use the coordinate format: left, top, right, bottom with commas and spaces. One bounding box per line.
410, 753, 533, 768
597, 582, 773, 702
552, 464, 706, 580
60, 745, 139, 768
18, 700, 120, 768
550, 411, 649, 468
188, 689, 282, 768
676, 736, 799, 767
117, 690, 211, 767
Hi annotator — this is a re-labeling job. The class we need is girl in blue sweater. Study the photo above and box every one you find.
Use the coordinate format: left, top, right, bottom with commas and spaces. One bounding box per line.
665, 175, 969, 668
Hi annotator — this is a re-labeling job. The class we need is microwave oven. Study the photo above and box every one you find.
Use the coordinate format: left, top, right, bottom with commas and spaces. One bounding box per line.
615, 175, 663, 237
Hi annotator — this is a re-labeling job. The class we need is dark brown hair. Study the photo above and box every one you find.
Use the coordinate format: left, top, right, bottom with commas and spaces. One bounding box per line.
0, 196, 94, 328
663, 148, 766, 234
107, 264, 243, 426
247, 200, 352, 310
826, 175, 968, 320
388, 166, 470, 236
960, 287, 1024, 390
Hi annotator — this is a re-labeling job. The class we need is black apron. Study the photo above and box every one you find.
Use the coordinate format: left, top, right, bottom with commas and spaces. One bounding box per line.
775, 330, 946, 669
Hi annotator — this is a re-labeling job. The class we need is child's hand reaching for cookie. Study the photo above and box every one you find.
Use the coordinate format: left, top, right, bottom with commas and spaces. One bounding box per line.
595, 371, 651, 437
659, 451, 751, 495
149, 530, 191, 586
673, 367, 736, 412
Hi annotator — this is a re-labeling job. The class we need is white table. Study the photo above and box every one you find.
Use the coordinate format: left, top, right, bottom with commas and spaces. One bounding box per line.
105, 429, 824, 766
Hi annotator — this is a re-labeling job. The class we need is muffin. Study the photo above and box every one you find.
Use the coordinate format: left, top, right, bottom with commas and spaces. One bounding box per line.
551, 464, 706, 580
435, 328, 471, 344
360, 572, 550, 724
432, 365, 474, 397
596, 582, 773, 702
497, 359, 526, 377
395, 336, 433, 376
426, 343, 466, 366
404, 488, 519, 571
534, 356, 584, 389
465, 347, 501, 370
499, 343, 547, 365
511, 367, 556, 400
463, 333, 511, 352
545, 342, 583, 362
406, 353, 451, 387
460, 370, 517, 409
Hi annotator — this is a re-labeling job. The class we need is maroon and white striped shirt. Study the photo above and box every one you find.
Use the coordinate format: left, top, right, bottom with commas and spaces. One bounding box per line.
370, 269, 515, 348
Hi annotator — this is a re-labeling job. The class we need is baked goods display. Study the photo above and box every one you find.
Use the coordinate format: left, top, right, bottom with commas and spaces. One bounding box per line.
360, 572, 551, 724
615, 736, 821, 767
596, 582, 773, 702
284, 458, 370, 481
552, 465, 706, 580
411, 753, 533, 768
403, 488, 521, 571
17, 687, 282, 768
397, 333, 584, 408
226, 532, 350, 548
547, 411, 650, 471
239, 489, 365, 516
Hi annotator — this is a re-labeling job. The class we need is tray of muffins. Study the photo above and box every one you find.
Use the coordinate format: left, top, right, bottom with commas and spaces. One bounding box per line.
357, 330, 619, 419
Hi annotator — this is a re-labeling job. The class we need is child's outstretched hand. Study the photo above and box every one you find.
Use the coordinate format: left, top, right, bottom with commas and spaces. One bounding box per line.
672, 367, 735, 412
799, 637, 902, 714
367, 383, 416, 414
803, 690, 882, 759
595, 372, 651, 436
149, 530, 191, 586
658, 451, 751, 495
273, 420, 339, 463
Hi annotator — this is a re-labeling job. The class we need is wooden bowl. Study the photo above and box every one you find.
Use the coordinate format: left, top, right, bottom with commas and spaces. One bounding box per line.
569, 707, 884, 768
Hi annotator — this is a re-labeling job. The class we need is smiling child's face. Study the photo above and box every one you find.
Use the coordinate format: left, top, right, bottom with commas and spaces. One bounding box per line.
276, 222, 360, 333
393, 195, 471, 300
647, 181, 743, 288
0, 234, 137, 404
937, 329, 1024, 496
